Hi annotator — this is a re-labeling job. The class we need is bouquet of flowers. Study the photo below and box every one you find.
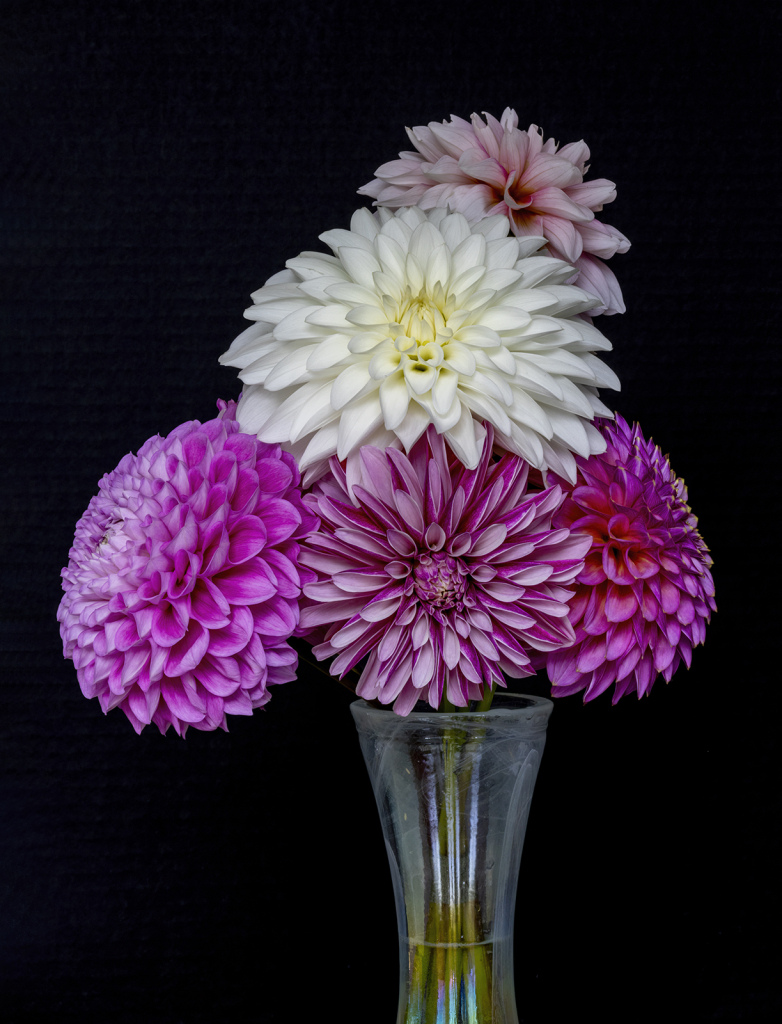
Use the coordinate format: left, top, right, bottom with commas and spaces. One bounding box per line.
57, 109, 715, 1021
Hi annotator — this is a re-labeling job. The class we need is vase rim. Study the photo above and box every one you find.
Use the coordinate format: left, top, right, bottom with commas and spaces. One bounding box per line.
351, 692, 553, 723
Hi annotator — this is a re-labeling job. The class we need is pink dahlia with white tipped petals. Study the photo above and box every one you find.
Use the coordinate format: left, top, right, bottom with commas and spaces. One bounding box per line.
544, 415, 716, 703
57, 402, 318, 736
359, 108, 630, 315
297, 425, 591, 715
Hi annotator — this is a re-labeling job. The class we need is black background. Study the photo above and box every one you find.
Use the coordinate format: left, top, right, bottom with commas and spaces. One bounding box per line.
1, 1, 779, 1021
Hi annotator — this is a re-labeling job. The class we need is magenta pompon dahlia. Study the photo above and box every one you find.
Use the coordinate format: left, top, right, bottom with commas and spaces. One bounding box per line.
57, 401, 318, 736
359, 108, 630, 316
544, 415, 716, 703
297, 424, 591, 715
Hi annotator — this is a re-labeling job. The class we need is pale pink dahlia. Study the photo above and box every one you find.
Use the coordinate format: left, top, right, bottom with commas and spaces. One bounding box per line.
359, 108, 630, 315
297, 425, 591, 715
57, 402, 318, 736
544, 415, 716, 703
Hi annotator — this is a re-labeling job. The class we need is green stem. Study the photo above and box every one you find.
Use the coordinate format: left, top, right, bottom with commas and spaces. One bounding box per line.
404, 723, 494, 1022
475, 680, 497, 713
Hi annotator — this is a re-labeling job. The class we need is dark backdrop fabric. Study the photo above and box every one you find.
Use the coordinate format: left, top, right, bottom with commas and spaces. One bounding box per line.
1, 2, 779, 1021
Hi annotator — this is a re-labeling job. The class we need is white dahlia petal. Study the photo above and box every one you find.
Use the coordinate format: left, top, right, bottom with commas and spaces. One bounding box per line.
393, 400, 430, 451
400, 359, 432, 395
219, 322, 272, 369
259, 267, 298, 288
263, 346, 317, 390
581, 387, 614, 419
255, 384, 319, 442
539, 438, 578, 484
473, 214, 512, 241
305, 333, 352, 371
444, 406, 485, 469
337, 392, 384, 459
517, 257, 576, 288
286, 253, 349, 279
379, 372, 410, 429
459, 387, 514, 436
299, 422, 341, 471
235, 386, 283, 434
505, 390, 553, 437
504, 422, 545, 466
331, 364, 373, 409
221, 208, 620, 479
545, 407, 592, 458
348, 331, 387, 355
580, 353, 621, 390
552, 378, 597, 419
289, 382, 337, 442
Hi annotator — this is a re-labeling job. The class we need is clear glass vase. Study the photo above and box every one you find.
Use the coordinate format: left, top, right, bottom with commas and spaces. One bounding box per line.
351, 693, 553, 1024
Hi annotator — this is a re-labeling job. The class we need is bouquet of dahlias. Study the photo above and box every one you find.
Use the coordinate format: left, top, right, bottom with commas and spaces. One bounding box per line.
58, 108, 715, 1019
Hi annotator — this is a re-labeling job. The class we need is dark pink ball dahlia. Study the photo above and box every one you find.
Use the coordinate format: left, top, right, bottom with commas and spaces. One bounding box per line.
297, 425, 591, 715
58, 402, 318, 736
545, 415, 716, 703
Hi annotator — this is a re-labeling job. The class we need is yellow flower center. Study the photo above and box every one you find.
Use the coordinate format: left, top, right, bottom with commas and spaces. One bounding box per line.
388, 286, 455, 363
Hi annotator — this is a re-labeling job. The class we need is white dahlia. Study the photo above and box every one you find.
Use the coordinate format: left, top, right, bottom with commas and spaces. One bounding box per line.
220, 207, 620, 484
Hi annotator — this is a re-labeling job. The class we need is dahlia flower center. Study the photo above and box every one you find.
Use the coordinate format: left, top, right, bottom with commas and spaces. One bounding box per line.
95, 511, 133, 555
503, 176, 534, 212
389, 287, 454, 364
412, 551, 467, 611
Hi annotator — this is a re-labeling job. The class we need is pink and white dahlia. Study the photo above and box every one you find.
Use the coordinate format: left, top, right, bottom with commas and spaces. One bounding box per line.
220, 206, 619, 487
544, 415, 716, 703
359, 108, 630, 316
297, 425, 591, 715
57, 403, 318, 736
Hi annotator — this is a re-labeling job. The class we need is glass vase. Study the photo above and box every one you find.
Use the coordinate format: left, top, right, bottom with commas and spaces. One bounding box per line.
351, 693, 553, 1024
